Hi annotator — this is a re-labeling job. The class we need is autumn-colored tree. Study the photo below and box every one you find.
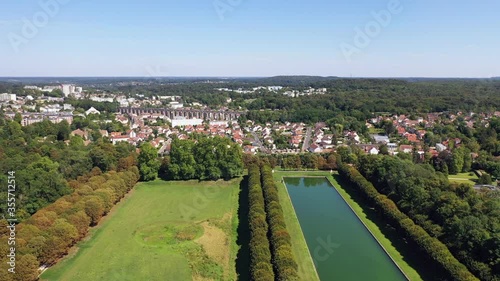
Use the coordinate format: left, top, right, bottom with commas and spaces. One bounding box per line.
117, 155, 138, 171
48, 219, 78, 246
66, 211, 91, 238
14, 254, 39, 281
29, 210, 58, 230
0, 219, 8, 236
94, 189, 116, 213
84, 197, 105, 225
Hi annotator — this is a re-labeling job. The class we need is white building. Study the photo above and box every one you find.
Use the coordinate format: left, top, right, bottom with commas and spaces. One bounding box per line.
90, 97, 114, 103
0, 93, 16, 101
211, 121, 229, 127
387, 143, 398, 152
268, 86, 283, 91
169, 101, 184, 109
24, 86, 41, 90
171, 117, 203, 127
85, 107, 101, 115
61, 84, 75, 97
373, 135, 390, 144
42, 86, 61, 93
436, 143, 447, 152
40, 104, 61, 113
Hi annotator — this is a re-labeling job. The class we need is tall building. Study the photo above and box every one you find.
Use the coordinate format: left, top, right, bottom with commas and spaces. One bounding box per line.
0, 93, 16, 101
61, 84, 75, 97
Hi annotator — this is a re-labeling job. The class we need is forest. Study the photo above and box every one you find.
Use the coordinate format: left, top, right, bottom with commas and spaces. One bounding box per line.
354, 154, 499, 280
337, 159, 479, 281
0, 114, 141, 281
0, 117, 137, 220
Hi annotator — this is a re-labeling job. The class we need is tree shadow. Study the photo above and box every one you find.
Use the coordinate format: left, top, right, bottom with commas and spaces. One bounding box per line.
333, 174, 450, 281
235, 176, 250, 281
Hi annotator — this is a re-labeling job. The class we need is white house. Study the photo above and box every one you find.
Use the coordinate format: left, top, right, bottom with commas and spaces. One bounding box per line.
369, 147, 380, 155
436, 143, 447, 152
85, 107, 101, 115
308, 143, 322, 153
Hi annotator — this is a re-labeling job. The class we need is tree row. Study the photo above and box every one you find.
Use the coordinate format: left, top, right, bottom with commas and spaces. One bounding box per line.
260, 165, 298, 280
0, 166, 140, 281
337, 159, 479, 281
248, 165, 275, 280
357, 154, 499, 280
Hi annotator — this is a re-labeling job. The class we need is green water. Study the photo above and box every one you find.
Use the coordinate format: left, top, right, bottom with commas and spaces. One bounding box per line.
284, 177, 407, 281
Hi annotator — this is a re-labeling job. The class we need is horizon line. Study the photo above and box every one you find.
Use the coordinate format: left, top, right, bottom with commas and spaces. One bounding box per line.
0, 76, 497, 79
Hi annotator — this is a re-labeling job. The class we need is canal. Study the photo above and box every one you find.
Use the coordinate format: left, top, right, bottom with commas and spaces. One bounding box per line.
283, 177, 407, 281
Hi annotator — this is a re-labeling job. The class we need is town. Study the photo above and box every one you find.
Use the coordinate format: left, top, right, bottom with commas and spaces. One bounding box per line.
1, 81, 499, 191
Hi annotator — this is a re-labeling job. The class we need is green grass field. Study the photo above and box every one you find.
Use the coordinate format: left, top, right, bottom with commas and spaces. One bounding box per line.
448, 172, 478, 186
41, 179, 242, 281
273, 170, 424, 281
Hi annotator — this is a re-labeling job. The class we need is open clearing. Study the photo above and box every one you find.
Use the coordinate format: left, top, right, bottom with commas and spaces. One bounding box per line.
41, 179, 241, 281
448, 172, 478, 186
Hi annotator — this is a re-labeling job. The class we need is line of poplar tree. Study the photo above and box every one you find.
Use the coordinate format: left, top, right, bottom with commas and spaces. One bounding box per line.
260, 165, 298, 280
337, 159, 479, 281
248, 165, 275, 280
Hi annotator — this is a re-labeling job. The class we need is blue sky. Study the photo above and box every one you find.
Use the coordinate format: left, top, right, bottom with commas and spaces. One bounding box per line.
0, 0, 499, 77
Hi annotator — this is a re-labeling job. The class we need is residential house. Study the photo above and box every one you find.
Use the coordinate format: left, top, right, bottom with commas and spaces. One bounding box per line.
85, 107, 100, 115
369, 147, 379, 155
71, 129, 88, 140
399, 145, 413, 153
406, 134, 418, 142
308, 143, 322, 153
436, 143, 447, 152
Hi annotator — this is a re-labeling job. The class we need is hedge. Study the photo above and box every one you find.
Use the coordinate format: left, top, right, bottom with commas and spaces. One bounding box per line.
261, 165, 299, 281
248, 165, 275, 281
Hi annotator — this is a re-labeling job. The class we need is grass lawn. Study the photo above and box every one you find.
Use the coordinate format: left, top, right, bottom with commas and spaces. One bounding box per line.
448, 172, 478, 186
274, 170, 424, 281
41, 178, 242, 281
369, 127, 385, 134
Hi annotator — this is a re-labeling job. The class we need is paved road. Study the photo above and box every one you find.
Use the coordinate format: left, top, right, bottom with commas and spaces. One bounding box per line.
250, 130, 269, 153
301, 127, 312, 152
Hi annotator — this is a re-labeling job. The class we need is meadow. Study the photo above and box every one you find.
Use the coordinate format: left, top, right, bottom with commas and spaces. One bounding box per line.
41, 179, 242, 281
448, 172, 479, 186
